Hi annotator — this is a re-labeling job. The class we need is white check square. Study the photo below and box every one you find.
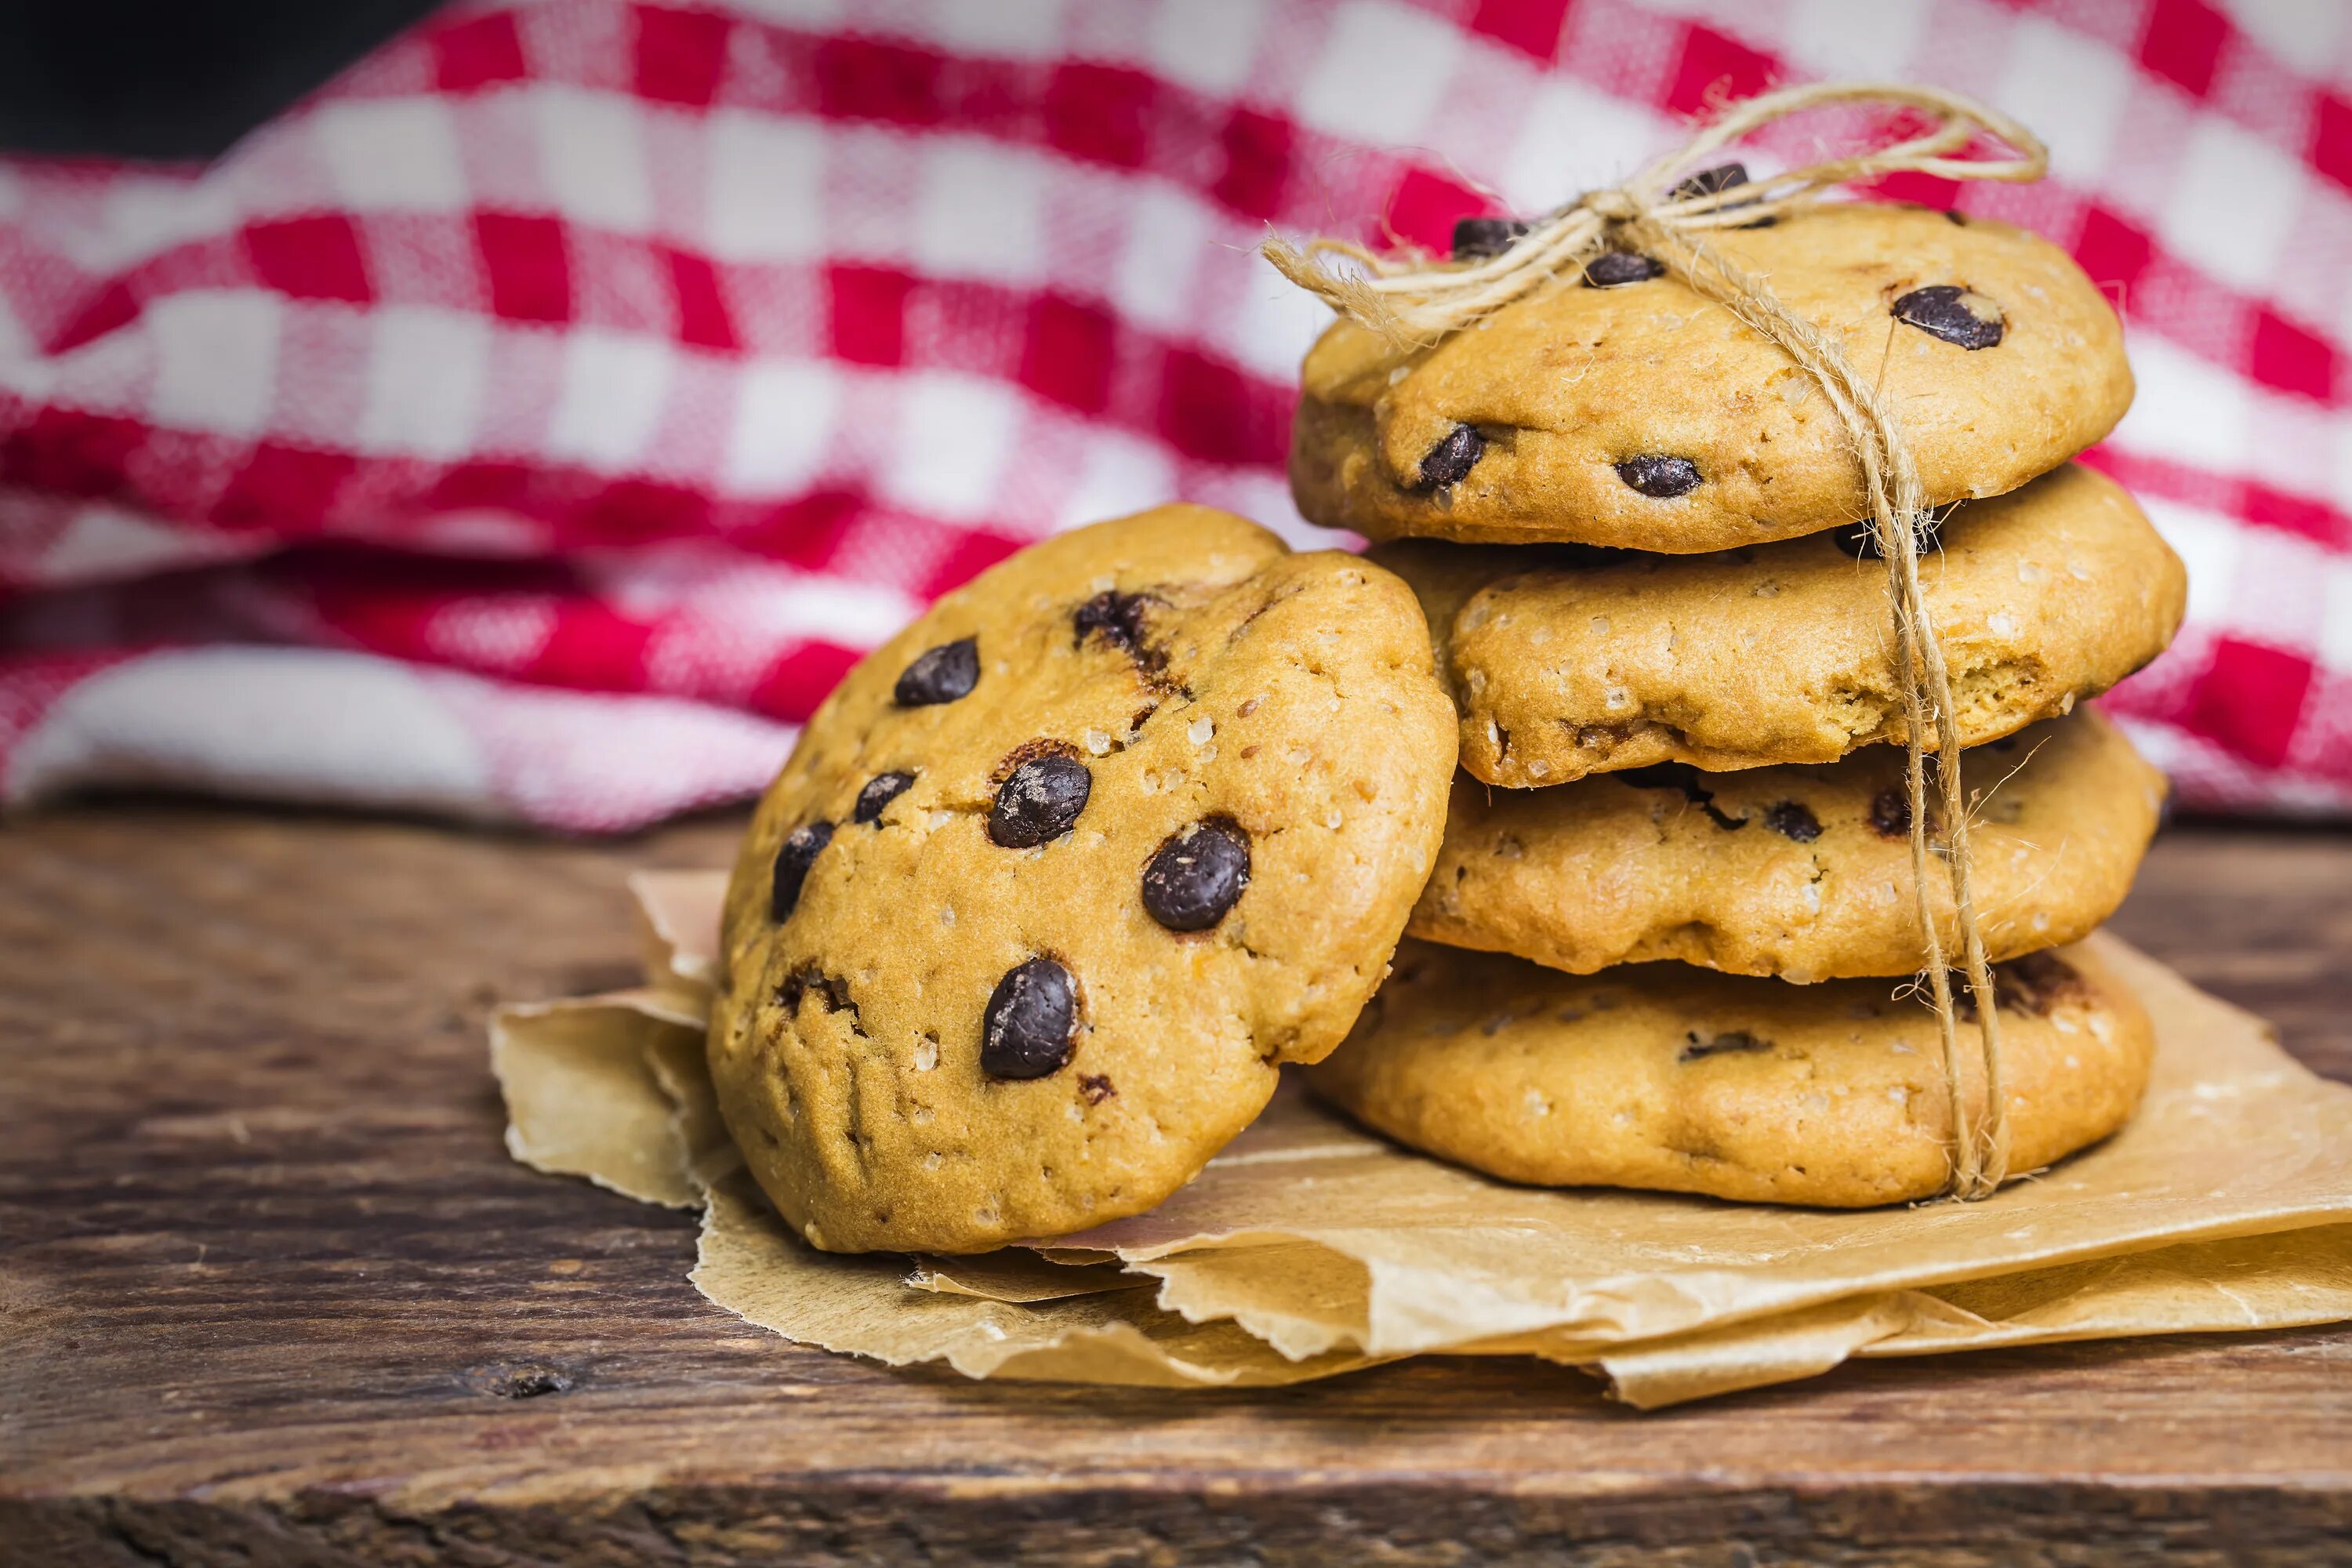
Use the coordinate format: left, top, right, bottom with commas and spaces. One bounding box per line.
880, 372, 1019, 520
1298, 1, 1463, 147
2162, 115, 2307, 295
359, 307, 491, 460
535, 86, 654, 234
1995, 16, 2133, 187
706, 111, 824, 263
147, 291, 282, 438
725, 358, 839, 494
912, 137, 1047, 284
546, 329, 677, 470
317, 99, 469, 213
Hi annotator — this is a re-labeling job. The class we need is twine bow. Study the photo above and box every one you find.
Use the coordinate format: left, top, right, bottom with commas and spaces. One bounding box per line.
1268, 82, 2052, 1200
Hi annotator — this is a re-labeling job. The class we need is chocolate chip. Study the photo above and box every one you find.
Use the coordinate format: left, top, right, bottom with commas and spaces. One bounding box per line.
1868, 786, 1911, 840
1452, 216, 1530, 260
1892, 285, 2005, 350
1671, 162, 1750, 200
1829, 514, 1939, 560
1141, 818, 1252, 931
1669, 162, 1774, 226
1584, 249, 1664, 288
1762, 801, 1822, 842
1074, 590, 1165, 673
1680, 1029, 1771, 1062
989, 753, 1091, 848
1616, 761, 1746, 830
2002, 951, 2083, 1013
1079, 1073, 1116, 1105
895, 637, 978, 706
1614, 455, 1701, 497
1956, 951, 2088, 1022
1417, 423, 1486, 491
981, 957, 1078, 1079
854, 771, 915, 825
770, 822, 833, 921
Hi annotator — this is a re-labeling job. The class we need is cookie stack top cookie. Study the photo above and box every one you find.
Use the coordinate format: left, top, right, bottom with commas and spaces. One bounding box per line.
1279, 112, 2188, 1205
1294, 202, 2135, 554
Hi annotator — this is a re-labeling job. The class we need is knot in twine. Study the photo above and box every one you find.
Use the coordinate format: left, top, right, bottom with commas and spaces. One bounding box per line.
1265, 82, 2051, 1200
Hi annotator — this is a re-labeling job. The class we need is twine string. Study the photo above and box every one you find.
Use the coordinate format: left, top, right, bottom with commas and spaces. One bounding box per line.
1265, 81, 2046, 1197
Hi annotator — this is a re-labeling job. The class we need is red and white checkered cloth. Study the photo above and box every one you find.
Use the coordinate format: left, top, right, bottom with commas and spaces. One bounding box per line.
0, 0, 2345, 831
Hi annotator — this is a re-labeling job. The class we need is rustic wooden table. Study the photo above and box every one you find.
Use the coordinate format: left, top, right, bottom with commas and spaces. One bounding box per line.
5, 804, 2349, 1566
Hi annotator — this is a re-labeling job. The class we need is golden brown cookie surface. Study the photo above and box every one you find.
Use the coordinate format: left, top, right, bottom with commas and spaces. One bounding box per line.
711, 506, 1457, 1253
1414, 711, 2165, 982
1312, 939, 2153, 1207
1378, 463, 2185, 786
1294, 204, 2131, 550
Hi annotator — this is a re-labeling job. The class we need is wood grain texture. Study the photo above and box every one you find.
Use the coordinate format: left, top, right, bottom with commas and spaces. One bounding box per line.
4, 804, 2349, 1566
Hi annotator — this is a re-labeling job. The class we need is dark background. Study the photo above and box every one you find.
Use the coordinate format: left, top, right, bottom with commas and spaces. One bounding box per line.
0, 0, 442, 158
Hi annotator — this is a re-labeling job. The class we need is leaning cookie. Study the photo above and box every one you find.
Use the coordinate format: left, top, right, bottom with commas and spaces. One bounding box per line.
1311, 939, 2152, 1207
1414, 711, 2165, 983
710, 505, 1457, 1253
1377, 463, 2184, 786
1294, 201, 2131, 550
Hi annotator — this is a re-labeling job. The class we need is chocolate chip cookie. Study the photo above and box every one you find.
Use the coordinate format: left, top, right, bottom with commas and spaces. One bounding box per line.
1414, 710, 2165, 982
710, 505, 1457, 1253
1294, 203, 2131, 550
1378, 463, 2184, 786
1312, 938, 2153, 1207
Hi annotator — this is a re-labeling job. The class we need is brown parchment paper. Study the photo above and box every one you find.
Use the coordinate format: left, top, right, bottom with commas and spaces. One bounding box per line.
489, 869, 2352, 1403
906, 1253, 1140, 1301
1587, 1223, 2352, 1406
495, 982, 1382, 1387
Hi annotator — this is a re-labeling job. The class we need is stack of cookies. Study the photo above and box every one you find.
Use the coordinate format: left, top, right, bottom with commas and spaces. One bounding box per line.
713, 187, 2190, 1256
1292, 189, 2188, 1207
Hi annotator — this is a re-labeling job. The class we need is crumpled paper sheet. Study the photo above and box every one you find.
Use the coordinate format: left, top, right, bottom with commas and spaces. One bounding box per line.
495, 968, 1378, 1387
489, 869, 2352, 1404
1588, 1223, 2352, 1406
